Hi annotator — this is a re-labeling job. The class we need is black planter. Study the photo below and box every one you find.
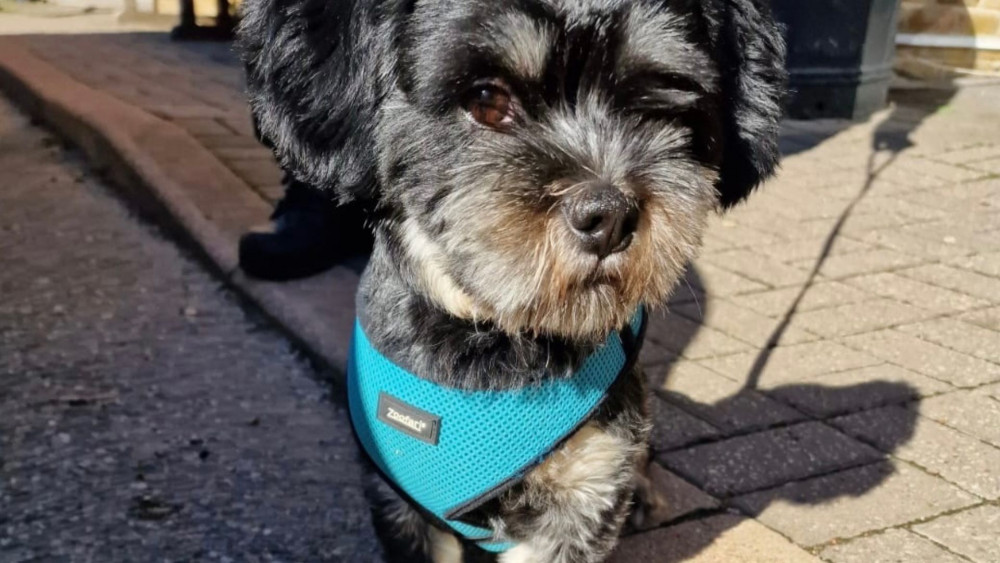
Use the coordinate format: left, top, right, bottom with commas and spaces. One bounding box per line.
771, 0, 901, 120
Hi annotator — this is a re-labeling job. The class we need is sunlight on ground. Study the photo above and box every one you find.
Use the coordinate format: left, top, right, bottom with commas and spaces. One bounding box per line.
0, 0, 170, 34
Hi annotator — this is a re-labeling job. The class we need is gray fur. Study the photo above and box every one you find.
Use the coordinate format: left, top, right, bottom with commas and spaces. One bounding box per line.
238, 0, 786, 560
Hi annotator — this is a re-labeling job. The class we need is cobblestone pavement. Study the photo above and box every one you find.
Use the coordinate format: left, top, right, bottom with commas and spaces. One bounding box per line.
2, 26, 1000, 563
0, 96, 380, 562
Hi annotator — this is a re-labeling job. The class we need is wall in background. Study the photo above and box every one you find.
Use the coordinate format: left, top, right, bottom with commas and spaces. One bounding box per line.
898, 0, 1000, 76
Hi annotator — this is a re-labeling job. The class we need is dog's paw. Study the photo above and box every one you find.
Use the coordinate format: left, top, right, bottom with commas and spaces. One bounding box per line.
627, 456, 675, 533
628, 485, 673, 532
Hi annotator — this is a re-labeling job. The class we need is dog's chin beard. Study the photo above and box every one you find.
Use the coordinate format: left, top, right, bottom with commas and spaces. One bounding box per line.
447, 278, 640, 345
515, 285, 640, 345
400, 217, 676, 344
500, 261, 640, 343
412, 255, 647, 345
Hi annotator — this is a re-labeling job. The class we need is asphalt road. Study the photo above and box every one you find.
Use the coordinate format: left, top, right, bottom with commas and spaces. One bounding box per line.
0, 96, 381, 562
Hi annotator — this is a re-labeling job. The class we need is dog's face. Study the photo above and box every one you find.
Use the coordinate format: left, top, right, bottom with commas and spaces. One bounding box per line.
380, 0, 724, 341
240, 0, 786, 343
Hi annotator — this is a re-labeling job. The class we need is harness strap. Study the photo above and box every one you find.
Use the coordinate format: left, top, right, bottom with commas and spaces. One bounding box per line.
347, 309, 646, 552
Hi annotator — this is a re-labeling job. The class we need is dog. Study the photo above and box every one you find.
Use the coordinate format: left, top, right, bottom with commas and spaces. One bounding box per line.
237, 0, 786, 561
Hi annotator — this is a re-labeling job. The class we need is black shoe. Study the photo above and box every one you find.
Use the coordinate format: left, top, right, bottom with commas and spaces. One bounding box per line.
239, 180, 372, 281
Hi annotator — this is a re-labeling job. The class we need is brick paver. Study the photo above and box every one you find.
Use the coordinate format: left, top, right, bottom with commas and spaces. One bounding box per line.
671, 299, 819, 347
919, 392, 1000, 447
819, 528, 969, 563
843, 329, 1000, 387
2, 19, 1000, 563
661, 422, 881, 497
900, 263, 1000, 301
765, 364, 950, 417
733, 461, 978, 546
642, 463, 720, 522
912, 505, 1000, 563
833, 405, 1000, 499
610, 515, 823, 563
702, 249, 813, 288
897, 317, 1000, 361
791, 298, 933, 338
951, 250, 1000, 277
843, 271, 990, 313
856, 226, 978, 260
645, 311, 752, 360
803, 247, 928, 279
648, 398, 722, 452
734, 281, 875, 317
657, 362, 806, 433
10, 33, 286, 208
699, 340, 882, 385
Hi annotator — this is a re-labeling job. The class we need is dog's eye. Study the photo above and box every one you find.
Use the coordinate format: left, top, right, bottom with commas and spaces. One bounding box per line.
465, 84, 515, 129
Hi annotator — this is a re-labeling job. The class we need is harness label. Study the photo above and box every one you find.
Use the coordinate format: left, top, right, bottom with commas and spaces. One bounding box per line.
377, 392, 441, 445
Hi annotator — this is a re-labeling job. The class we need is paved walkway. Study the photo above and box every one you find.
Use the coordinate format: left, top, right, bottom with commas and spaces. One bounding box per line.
1, 21, 999, 563
19, 33, 286, 204
0, 94, 380, 562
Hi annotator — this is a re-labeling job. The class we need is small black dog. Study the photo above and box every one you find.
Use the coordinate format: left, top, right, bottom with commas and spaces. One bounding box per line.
238, 1, 785, 561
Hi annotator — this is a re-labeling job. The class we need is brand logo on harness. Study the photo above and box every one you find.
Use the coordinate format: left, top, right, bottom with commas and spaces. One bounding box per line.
377, 392, 441, 445
386, 407, 427, 432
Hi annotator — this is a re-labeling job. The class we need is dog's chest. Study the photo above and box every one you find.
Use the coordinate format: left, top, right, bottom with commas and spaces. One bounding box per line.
526, 421, 638, 502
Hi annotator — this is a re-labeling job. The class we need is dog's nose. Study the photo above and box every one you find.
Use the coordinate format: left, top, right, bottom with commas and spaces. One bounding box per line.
562, 183, 638, 259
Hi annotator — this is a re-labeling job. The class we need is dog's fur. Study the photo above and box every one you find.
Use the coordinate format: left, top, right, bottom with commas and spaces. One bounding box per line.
238, 1, 785, 561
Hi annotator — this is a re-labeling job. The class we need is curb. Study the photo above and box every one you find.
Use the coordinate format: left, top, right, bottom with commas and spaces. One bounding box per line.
0, 36, 360, 374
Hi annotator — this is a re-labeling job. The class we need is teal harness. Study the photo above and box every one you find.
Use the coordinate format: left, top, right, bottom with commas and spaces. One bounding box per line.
347, 309, 645, 553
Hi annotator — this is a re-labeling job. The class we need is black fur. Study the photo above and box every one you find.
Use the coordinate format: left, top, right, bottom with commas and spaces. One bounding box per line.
700, 0, 788, 206
238, 1, 785, 561
239, 0, 786, 207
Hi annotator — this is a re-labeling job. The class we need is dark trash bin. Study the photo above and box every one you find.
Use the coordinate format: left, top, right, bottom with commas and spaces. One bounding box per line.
771, 0, 902, 120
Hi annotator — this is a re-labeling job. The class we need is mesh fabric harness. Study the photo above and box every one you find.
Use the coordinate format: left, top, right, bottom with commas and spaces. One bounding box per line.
347, 309, 645, 553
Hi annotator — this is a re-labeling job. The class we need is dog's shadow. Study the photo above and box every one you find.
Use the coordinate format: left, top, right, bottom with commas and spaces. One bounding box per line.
607, 67, 971, 557
613, 264, 920, 562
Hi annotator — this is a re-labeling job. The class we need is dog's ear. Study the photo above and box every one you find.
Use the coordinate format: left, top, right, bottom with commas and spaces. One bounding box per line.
700, 0, 787, 208
237, 0, 402, 204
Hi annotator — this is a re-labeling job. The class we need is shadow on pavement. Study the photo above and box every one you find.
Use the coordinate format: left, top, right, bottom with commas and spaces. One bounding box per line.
742, 88, 964, 393
632, 265, 920, 562
731, 0, 976, 397
632, 7, 977, 558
